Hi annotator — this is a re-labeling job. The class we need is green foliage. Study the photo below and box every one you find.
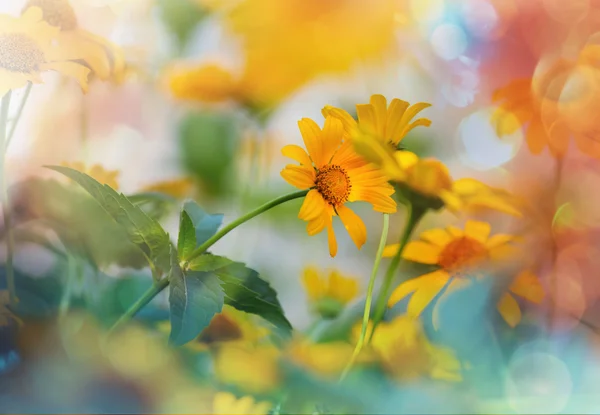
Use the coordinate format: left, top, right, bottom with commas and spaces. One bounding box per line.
177, 210, 196, 261
189, 254, 292, 335
183, 200, 224, 247
10, 178, 147, 269
157, 0, 206, 51
47, 166, 172, 277
168, 249, 225, 346
179, 112, 239, 197
128, 192, 178, 222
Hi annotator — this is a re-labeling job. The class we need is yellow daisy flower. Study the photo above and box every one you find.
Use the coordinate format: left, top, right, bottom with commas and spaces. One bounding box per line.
302, 266, 359, 318
280, 116, 396, 257
60, 161, 119, 189
368, 315, 462, 382
22, 0, 126, 82
0, 7, 90, 96
212, 392, 271, 415
322, 94, 432, 148
386, 220, 545, 328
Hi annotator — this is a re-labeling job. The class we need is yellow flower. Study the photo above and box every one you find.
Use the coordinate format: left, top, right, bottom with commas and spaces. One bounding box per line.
0, 7, 90, 96
60, 161, 119, 189
386, 220, 545, 328
280, 116, 396, 257
302, 266, 359, 318
322, 94, 432, 148
141, 177, 195, 199
23, 0, 126, 82
369, 315, 462, 382
213, 343, 281, 394
166, 63, 238, 103
212, 392, 272, 415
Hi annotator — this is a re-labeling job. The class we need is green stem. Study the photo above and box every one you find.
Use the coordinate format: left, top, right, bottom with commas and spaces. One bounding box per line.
340, 213, 389, 381
5, 82, 32, 150
110, 189, 308, 332
183, 189, 309, 267
109, 277, 170, 334
59, 253, 77, 319
0, 91, 17, 305
369, 203, 426, 340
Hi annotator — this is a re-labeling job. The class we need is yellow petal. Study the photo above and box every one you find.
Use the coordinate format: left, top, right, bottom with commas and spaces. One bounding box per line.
509, 270, 545, 304
402, 240, 442, 264
43, 61, 90, 93
383, 243, 400, 258
406, 270, 450, 317
446, 226, 464, 238
281, 165, 315, 189
321, 116, 344, 164
298, 118, 323, 166
388, 270, 449, 308
496, 293, 522, 327
394, 150, 419, 169
298, 189, 326, 221
356, 104, 377, 135
337, 205, 367, 250
327, 221, 338, 257
464, 220, 491, 243
486, 234, 514, 249
321, 105, 357, 135
420, 228, 452, 247
370, 94, 388, 136
282, 144, 312, 166
386, 98, 410, 144
302, 267, 324, 301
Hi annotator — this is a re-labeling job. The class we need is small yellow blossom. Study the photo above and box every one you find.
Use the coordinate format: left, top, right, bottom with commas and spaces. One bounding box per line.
281, 116, 396, 257
302, 267, 359, 318
23, 0, 126, 82
166, 63, 238, 103
0, 7, 90, 96
212, 392, 272, 415
386, 220, 545, 328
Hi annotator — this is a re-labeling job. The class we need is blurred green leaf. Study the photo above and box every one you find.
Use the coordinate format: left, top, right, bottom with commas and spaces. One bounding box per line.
169, 249, 224, 346
183, 200, 223, 247
128, 192, 177, 222
190, 254, 292, 335
177, 210, 196, 261
179, 112, 239, 197
158, 0, 206, 51
47, 166, 172, 277
10, 178, 147, 269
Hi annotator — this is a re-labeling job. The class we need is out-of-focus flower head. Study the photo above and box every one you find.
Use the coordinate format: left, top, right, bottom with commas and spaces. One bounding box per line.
0, 7, 90, 96
60, 161, 120, 188
365, 315, 462, 382
280, 116, 396, 257
212, 392, 272, 415
386, 220, 544, 328
302, 266, 359, 319
22, 0, 126, 83
166, 64, 238, 104
140, 177, 195, 199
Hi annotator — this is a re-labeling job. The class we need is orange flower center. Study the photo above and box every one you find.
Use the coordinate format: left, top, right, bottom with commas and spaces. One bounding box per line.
438, 237, 488, 275
315, 164, 351, 206
0, 34, 45, 73
25, 0, 78, 31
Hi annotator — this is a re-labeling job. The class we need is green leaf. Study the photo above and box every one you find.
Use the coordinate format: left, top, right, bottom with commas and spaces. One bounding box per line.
10, 178, 147, 269
46, 166, 172, 275
183, 200, 223, 246
177, 210, 196, 261
168, 250, 224, 346
190, 254, 292, 334
157, 0, 206, 51
128, 192, 177, 221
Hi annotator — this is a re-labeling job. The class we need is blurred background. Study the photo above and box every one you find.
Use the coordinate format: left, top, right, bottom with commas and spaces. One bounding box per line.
2, 0, 600, 413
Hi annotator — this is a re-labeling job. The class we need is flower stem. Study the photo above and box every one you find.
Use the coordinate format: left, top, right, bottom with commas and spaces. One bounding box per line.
369, 203, 426, 340
340, 213, 389, 381
0, 91, 17, 305
109, 189, 309, 332
5, 82, 32, 150
183, 189, 309, 268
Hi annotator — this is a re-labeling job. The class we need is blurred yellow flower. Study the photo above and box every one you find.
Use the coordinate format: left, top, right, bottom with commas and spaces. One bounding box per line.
60, 161, 119, 189
0, 7, 90, 96
212, 392, 271, 415
386, 220, 544, 328
213, 343, 281, 394
281, 116, 396, 257
141, 177, 195, 199
323, 94, 432, 148
302, 267, 359, 318
369, 315, 462, 382
23, 0, 126, 82
166, 64, 238, 104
